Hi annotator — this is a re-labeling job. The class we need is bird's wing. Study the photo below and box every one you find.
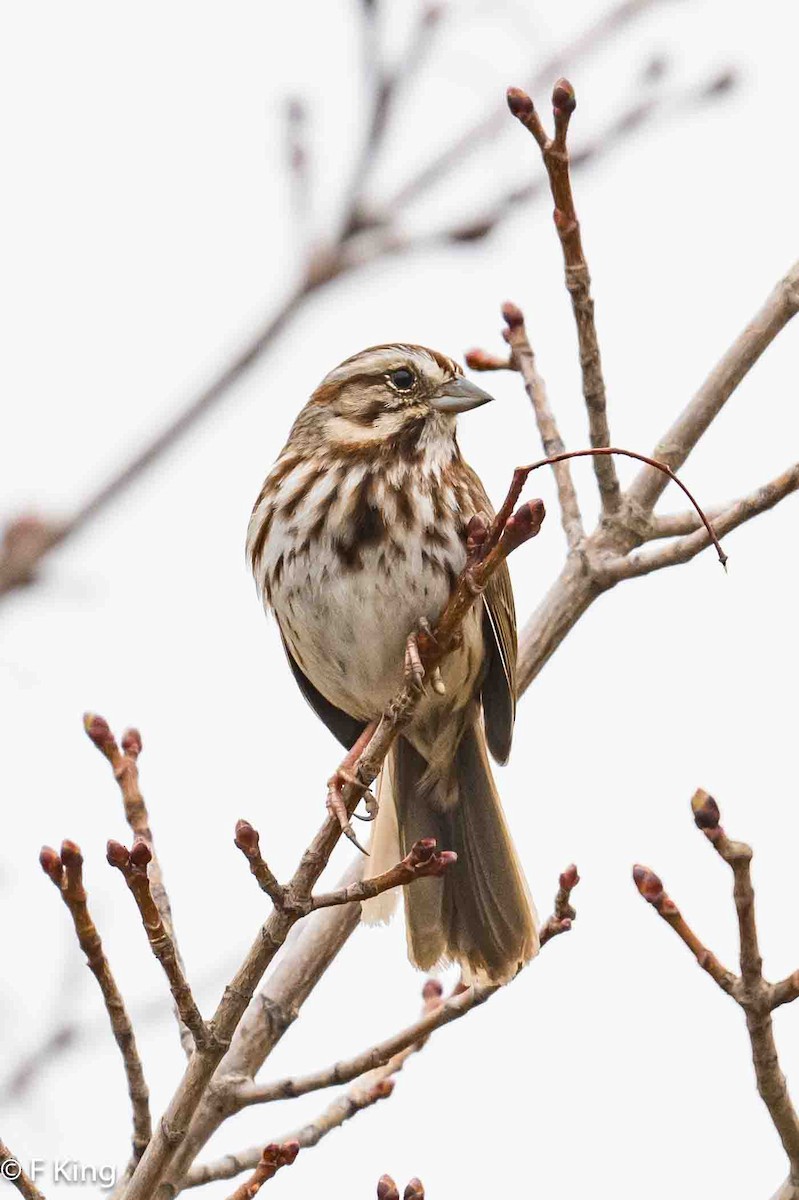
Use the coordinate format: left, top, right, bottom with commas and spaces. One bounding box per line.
460, 465, 518, 764
278, 624, 367, 751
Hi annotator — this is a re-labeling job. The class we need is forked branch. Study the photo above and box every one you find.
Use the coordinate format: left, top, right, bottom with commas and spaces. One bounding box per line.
635, 790, 799, 1196
39, 841, 151, 1163
85, 715, 193, 1058
234, 823, 456, 915
120, 486, 547, 1200
106, 840, 210, 1052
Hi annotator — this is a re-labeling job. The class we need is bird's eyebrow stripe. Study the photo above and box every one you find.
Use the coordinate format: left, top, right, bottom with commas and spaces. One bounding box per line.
323, 344, 458, 383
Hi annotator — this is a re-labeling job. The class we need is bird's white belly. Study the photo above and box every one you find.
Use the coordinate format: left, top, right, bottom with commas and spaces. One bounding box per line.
270, 535, 474, 722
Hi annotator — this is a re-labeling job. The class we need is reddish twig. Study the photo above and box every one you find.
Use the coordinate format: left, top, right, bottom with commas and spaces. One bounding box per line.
106, 839, 210, 1051
508, 80, 620, 516
223, 1141, 299, 1200
84, 714, 193, 1058
38, 841, 151, 1163
520, 447, 727, 568
539, 864, 580, 947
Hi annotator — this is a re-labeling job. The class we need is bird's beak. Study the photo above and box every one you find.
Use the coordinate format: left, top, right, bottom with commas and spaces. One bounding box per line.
429, 376, 495, 414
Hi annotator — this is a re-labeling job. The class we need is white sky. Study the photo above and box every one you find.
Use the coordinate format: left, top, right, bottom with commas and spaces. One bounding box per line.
1, 1, 798, 1197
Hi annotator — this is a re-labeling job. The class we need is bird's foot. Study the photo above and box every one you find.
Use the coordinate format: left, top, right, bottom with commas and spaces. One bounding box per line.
326, 774, 370, 855
326, 721, 380, 853
405, 620, 447, 696
404, 630, 426, 693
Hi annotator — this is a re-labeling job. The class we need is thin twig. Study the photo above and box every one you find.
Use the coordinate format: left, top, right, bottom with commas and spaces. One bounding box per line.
235, 980, 488, 1111
499, 303, 584, 551
38, 841, 152, 1163
192, 862, 580, 1191
610, 463, 799, 580
237, 859, 580, 1115
106, 839, 210, 1051
517, 447, 726, 567
84, 715, 194, 1059
234, 823, 455, 913
0, 1140, 48, 1200
508, 80, 620, 515
188, 982, 449, 1189
310, 838, 455, 910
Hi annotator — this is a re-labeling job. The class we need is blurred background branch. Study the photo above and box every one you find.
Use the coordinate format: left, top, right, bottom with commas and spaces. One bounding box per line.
0, 0, 735, 603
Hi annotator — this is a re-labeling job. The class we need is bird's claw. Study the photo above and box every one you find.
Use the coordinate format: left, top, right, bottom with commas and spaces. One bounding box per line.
326, 768, 373, 854
404, 631, 426, 693
352, 789, 379, 822
326, 783, 370, 855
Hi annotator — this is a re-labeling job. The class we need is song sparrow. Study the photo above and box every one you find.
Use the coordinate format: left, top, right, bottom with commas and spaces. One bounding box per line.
247, 345, 538, 982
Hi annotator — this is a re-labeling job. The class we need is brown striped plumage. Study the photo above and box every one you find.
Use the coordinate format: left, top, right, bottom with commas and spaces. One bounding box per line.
247, 345, 538, 982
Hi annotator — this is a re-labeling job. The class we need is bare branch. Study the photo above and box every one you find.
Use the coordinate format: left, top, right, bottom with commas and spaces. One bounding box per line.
187, 982, 449, 1189
516, 258, 799, 693
635, 790, 799, 1194
234, 822, 455, 914
508, 80, 620, 515
0, 515, 64, 598
84, 715, 194, 1058
0, 1140, 48, 1200
189, 854, 579, 1192
39, 841, 151, 1163
611, 464, 799, 580
106, 839, 210, 1052
235, 980, 487, 1111
625, 261, 799, 518
632, 864, 737, 995
498, 303, 584, 551
237, 859, 579, 1115
122, 489, 545, 1200
310, 839, 456, 911
186, 1082, 393, 1190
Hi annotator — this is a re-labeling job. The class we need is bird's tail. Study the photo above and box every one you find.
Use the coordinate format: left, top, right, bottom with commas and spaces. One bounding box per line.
362, 718, 538, 983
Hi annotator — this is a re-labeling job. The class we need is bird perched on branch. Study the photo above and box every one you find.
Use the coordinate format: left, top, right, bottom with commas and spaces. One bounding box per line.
247, 345, 537, 982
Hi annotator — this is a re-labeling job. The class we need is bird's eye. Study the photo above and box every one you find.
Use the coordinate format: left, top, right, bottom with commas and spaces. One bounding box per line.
388, 368, 416, 392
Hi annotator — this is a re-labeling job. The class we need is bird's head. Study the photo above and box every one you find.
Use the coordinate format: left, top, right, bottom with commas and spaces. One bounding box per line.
294, 344, 495, 457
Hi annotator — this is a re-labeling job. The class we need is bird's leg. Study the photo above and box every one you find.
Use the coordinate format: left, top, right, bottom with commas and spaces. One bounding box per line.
404, 630, 426, 692
326, 720, 379, 855
406, 618, 447, 695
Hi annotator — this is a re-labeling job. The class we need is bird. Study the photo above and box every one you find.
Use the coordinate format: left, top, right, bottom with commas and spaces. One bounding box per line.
246, 344, 538, 982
